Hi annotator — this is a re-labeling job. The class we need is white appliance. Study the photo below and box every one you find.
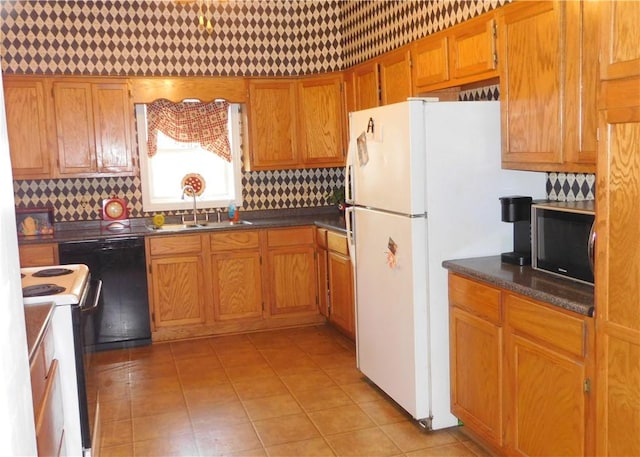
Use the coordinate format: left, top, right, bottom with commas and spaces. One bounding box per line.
21, 264, 98, 456
345, 99, 546, 430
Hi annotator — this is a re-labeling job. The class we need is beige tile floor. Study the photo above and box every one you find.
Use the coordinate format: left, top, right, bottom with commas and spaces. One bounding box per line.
95, 324, 491, 457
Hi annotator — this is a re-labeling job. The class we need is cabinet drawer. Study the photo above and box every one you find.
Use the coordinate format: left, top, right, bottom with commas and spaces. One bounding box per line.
30, 323, 54, 414
316, 227, 328, 249
267, 227, 314, 247
149, 234, 202, 256
35, 359, 64, 457
327, 230, 348, 255
505, 293, 586, 358
449, 273, 501, 324
210, 230, 260, 251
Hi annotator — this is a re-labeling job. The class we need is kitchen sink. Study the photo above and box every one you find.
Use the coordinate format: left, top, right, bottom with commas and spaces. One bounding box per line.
147, 220, 253, 232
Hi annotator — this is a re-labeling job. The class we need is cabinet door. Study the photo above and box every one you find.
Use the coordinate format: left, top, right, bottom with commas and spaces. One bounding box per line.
599, 1, 640, 80
500, 1, 595, 172
316, 228, 328, 318
248, 80, 298, 169
211, 251, 263, 321
450, 307, 502, 449
507, 335, 587, 457
448, 14, 497, 81
352, 61, 379, 111
595, 82, 640, 456
92, 82, 134, 174
297, 75, 345, 167
411, 33, 449, 93
150, 255, 206, 328
52, 81, 97, 175
328, 250, 354, 338
379, 48, 412, 105
500, 1, 562, 168
267, 246, 317, 315
3, 78, 53, 179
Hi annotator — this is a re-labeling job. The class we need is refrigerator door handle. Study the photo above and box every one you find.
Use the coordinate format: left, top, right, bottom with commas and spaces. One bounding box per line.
345, 137, 355, 204
345, 206, 356, 267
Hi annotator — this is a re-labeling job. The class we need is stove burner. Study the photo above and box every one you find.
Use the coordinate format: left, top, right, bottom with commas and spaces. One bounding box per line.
22, 284, 66, 297
32, 268, 74, 278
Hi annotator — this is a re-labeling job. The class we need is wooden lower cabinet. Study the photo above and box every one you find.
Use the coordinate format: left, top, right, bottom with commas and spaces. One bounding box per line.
449, 274, 503, 450
448, 273, 594, 456
147, 227, 323, 341
19, 243, 59, 267
266, 226, 318, 316
326, 230, 355, 339
316, 227, 329, 317
148, 235, 207, 329
210, 230, 263, 322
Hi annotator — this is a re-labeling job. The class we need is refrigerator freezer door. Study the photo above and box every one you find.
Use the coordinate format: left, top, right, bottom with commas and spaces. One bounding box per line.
348, 101, 427, 215
353, 207, 430, 420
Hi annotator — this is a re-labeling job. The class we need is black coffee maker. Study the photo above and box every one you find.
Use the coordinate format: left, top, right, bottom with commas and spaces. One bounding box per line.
499, 196, 533, 265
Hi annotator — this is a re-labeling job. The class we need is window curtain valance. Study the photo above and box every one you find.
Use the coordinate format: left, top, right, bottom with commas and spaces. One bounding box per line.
146, 99, 231, 161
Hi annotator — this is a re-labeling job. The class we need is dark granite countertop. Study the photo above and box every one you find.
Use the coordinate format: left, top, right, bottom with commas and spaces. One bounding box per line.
442, 256, 594, 317
24, 302, 55, 363
18, 207, 347, 245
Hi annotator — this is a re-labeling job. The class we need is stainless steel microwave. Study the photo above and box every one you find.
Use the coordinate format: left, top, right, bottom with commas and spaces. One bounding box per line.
531, 200, 595, 285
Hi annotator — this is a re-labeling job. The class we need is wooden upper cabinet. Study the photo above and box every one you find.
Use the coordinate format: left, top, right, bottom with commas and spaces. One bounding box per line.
379, 48, 412, 105
448, 13, 497, 81
499, 1, 596, 172
352, 61, 380, 111
3, 77, 54, 179
248, 75, 345, 170
53, 79, 134, 177
599, 1, 640, 80
92, 82, 134, 173
297, 74, 345, 167
412, 33, 450, 93
248, 79, 298, 169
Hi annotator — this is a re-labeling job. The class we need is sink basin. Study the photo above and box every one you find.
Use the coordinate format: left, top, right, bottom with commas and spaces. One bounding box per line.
147, 220, 252, 232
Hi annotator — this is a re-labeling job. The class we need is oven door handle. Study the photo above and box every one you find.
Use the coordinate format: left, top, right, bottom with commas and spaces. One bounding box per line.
81, 279, 102, 313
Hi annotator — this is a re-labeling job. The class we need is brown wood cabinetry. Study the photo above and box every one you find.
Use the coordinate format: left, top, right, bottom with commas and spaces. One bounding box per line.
248, 75, 345, 170
147, 234, 208, 329
30, 321, 64, 457
53, 79, 134, 176
298, 75, 345, 167
499, 1, 597, 172
595, 73, 640, 456
326, 230, 355, 339
448, 272, 595, 456
412, 33, 449, 92
3, 77, 54, 179
448, 274, 503, 451
315, 227, 329, 317
599, 1, 640, 80
379, 48, 412, 106
266, 226, 318, 316
209, 230, 263, 322
504, 293, 593, 457
351, 61, 380, 111
19, 243, 59, 268
448, 13, 498, 82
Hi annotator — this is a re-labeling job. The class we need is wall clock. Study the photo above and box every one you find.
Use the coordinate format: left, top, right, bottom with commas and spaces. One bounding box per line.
102, 198, 128, 221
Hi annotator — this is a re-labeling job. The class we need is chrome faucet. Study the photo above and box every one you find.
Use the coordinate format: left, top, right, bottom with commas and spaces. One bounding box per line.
181, 185, 198, 225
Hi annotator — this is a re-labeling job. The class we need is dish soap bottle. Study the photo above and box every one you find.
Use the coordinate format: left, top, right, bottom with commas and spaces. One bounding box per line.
228, 203, 239, 222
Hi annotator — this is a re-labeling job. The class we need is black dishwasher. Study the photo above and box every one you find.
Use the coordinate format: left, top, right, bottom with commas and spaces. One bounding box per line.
59, 236, 151, 351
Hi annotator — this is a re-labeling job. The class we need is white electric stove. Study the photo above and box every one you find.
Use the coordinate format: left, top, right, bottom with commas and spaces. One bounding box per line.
21, 263, 100, 457
21, 264, 90, 305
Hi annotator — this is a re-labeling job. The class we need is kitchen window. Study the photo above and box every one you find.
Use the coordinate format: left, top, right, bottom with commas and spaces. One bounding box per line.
135, 100, 243, 213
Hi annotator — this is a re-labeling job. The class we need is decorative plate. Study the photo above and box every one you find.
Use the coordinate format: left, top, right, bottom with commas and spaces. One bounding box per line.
181, 173, 206, 197
102, 198, 128, 221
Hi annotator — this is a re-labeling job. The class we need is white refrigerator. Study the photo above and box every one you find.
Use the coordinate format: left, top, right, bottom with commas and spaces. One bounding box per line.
345, 99, 546, 430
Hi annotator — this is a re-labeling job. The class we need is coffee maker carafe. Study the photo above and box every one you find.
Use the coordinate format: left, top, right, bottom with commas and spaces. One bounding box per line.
500, 196, 533, 265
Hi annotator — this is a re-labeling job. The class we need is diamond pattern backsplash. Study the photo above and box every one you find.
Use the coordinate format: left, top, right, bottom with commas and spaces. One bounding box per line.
13, 168, 345, 222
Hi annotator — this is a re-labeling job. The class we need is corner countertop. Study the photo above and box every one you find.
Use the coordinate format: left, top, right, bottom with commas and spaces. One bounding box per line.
18, 207, 347, 245
442, 256, 594, 317
24, 302, 55, 363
